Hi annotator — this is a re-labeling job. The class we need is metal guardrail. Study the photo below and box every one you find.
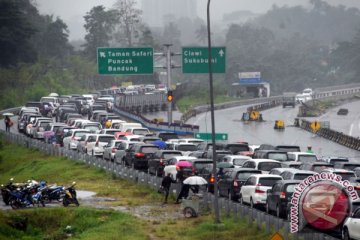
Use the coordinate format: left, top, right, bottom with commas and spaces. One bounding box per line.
1, 130, 339, 240
299, 119, 360, 151
181, 96, 284, 123
113, 106, 199, 135
0, 107, 22, 117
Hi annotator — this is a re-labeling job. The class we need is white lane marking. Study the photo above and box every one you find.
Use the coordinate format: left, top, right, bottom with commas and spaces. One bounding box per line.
349, 123, 354, 136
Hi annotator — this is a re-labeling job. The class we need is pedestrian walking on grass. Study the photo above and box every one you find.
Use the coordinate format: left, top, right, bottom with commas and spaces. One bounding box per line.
161, 173, 175, 204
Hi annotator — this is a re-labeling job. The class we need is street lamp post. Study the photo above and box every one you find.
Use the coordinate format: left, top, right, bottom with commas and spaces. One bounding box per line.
207, 0, 220, 224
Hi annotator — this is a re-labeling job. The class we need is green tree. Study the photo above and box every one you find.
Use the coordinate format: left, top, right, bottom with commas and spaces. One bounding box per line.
0, 0, 37, 67
112, 0, 143, 47
83, 5, 118, 60
39, 16, 73, 59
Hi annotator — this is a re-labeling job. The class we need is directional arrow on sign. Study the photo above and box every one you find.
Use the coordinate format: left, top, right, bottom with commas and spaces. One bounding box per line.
219, 49, 225, 57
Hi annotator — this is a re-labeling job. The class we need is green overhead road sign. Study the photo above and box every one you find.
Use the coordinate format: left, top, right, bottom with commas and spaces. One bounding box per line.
194, 132, 228, 141
97, 47, 154, 75
182, 47, 226, 74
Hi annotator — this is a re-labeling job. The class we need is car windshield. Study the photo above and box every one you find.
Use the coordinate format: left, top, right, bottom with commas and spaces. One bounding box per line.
276, 147, 300, 152
226, 145, 250, 153
286, 184, 298, 193
258, 162, 281, 171
233, 158, 248, 166
133, 129, 149, 135
74, 132, 88, 137
177, 145, 197, 151
334, 172, 356, 181
298, 155, 317, 162
294, 173, 314, 180
194, 163, 212, 172
237, 171, 259, 181
259, 177, 282, 187
313, 165, 331, 172
330, 159, 349, 164
84, 126, 100, 132
141, 146, 159, 154
98, 136, 114, 143
268, 153, 288, 161
163, 152, 182, 159
343, 164, 360, 171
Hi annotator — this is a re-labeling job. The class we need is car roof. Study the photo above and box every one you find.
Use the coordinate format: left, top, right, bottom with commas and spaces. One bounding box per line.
281, 169, 316, 174
274, 180, 302, 185
245, 159, 281, 163
321, 168, 355, 173
169, 156, 197, 160
226, 168, 262, 172
288, 152, 316, 155
250, 174, 283, 179
223, 155, 251, 159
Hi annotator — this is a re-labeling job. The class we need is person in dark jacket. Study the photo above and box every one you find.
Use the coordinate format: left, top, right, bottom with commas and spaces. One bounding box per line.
161, 173, 175, 204
4, 116, 11, 132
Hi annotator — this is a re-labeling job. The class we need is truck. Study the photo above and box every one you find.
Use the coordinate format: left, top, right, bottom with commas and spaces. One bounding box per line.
282, 92, 296, 108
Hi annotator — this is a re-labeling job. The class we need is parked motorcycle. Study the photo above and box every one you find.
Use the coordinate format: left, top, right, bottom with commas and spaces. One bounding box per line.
1, 178, 17, 205
39, 181, 65, 202
62, 182, 79, 207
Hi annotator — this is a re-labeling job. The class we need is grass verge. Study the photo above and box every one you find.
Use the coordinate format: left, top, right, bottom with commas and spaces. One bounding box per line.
0, 142, 273, 240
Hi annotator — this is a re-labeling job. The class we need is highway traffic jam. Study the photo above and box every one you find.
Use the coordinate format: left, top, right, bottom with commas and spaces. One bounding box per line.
4, 91, 360, 240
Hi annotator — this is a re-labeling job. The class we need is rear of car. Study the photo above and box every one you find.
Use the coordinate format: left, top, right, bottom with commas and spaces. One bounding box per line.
148, 150, 183, 176
257, 161, 282, 174
132, 145, 160, 170
92, 135, 116, 156
229, 169, 262, 201
266, 180, 301, 218
241, 174, 283, 207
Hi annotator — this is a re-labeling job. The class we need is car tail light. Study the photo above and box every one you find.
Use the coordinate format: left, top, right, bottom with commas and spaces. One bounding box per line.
209, 174, 215, 184
255, 184, 265, 194
160, 158, 165, 166
280, 192, 286, 199
135, 152, 145, 157
111, 147, 116, 153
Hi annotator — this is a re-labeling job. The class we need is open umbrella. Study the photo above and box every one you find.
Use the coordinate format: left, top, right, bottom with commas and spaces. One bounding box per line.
152, 140, 166, 149
176, 161, 192, 168
217, 162, 234, 168
2, 113, 14, 117
183, 176, 208, 185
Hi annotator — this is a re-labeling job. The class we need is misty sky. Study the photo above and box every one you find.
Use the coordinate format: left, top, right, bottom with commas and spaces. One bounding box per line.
35, 0, 360, 40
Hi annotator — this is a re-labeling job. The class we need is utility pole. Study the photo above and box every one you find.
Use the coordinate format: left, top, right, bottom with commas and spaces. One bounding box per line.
164, 44, 172, 125
207, 0, 220, 224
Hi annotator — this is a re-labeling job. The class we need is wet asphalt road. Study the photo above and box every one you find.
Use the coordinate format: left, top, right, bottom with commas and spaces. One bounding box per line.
144, 100, 360, 160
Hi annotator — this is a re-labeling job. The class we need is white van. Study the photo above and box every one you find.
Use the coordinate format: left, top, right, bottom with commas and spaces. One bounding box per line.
287, 152, 318, 163
118, 122, 142, 132
124, 127, 151, 136
110, 119, 126, 129
40, 96, 59, 107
